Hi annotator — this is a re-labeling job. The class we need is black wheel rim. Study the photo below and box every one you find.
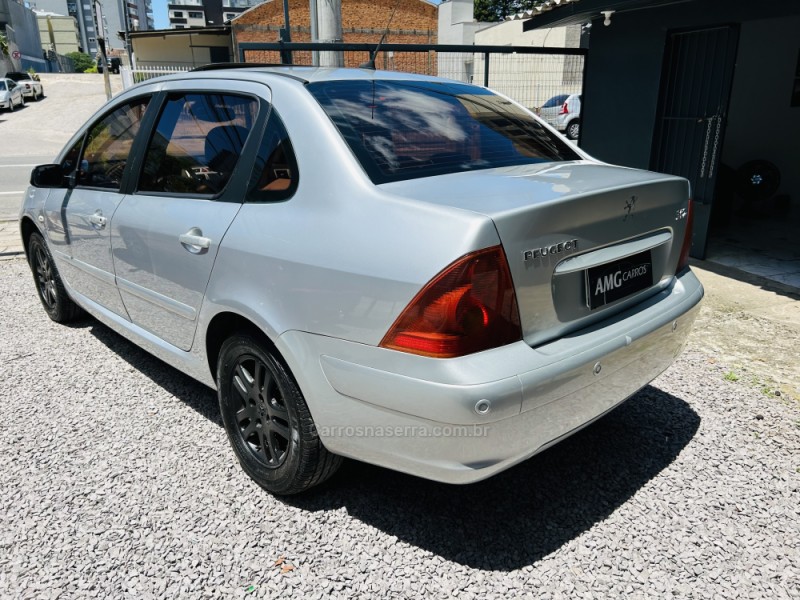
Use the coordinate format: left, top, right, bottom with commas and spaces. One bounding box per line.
34, 244, 57, 310
230, 355, 291, 468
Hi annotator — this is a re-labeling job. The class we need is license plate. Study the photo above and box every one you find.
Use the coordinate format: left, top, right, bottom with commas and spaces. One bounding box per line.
586, 250, 653, 309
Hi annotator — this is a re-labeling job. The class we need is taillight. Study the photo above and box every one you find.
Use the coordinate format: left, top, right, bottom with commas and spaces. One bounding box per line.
559, 102, 569, 115
380, 246, 522, 358
676, 200, 694, 272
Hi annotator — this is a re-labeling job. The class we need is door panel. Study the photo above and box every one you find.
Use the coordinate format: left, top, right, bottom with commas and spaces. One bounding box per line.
59, 98, 151, 317
111, 197, 241, 350
651, 25, 739, 258
62, 190, 128, 317
110, 90, 261, 351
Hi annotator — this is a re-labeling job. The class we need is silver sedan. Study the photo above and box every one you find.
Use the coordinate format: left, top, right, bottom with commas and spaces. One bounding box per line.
19, 67, 703, 494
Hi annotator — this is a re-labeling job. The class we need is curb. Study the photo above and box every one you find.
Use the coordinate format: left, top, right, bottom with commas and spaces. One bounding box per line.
0, 220, 24, 259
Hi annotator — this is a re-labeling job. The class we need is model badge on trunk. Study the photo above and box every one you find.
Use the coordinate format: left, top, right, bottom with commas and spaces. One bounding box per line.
523, 239, 578, 262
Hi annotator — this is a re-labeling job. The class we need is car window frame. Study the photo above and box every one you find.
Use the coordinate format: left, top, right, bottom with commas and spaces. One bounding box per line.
64, 93, 157, 193
128, 80, 271, 204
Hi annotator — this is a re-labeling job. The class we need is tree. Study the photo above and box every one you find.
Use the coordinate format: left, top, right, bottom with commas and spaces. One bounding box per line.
66, 51, 95, 73
1, 33, 9, 57
474, 0, 544, 23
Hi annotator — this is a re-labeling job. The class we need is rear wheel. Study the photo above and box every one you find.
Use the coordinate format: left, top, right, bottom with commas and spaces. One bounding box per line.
27, 232, 81, 323
217, 334, 342, 495
566, 120, 580, 140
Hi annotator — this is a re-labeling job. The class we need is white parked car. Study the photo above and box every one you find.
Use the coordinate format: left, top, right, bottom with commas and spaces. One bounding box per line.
0, 77, 25, 111
4, 72, 44, 101
537, 93, 581, 140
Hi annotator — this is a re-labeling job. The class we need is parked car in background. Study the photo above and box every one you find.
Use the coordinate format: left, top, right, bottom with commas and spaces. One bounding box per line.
97, 57, 121, 74
19, 66, 702, 495
0, 78, 25, 111
537, 93, 582, 140
4, 71, 44, 101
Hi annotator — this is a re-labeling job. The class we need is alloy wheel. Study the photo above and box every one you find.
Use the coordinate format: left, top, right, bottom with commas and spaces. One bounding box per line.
34, 244, 58, 310
231, 354, 292, 468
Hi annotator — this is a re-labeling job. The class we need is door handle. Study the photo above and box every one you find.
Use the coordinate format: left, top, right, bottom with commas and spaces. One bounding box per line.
179, 228, 211, 254
89, 210, 107, 229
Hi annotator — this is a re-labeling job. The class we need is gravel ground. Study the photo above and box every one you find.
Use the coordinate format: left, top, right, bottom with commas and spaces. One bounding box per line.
1, 257, 798, 599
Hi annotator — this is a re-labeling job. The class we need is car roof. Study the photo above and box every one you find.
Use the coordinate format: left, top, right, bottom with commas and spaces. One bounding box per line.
156, 65, 465, 86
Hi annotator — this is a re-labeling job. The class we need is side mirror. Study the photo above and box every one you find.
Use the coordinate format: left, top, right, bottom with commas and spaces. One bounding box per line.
31, 164, 68, 188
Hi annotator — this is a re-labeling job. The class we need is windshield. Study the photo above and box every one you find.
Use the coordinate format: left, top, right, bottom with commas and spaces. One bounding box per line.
5, 73, 27, 82
308, 80, 579, 184
0, 81, 6, 91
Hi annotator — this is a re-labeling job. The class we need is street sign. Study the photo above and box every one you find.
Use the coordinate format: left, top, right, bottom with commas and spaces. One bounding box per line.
11, 51, 21, 59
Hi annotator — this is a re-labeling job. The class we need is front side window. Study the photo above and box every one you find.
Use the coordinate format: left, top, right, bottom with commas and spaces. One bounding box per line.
77, 97, 150, 190
138, 93, 258, 196
308, 80, 580, 185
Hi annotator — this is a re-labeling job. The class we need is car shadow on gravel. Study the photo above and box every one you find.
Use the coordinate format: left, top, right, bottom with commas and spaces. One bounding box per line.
287, 385, 700, 571
79, 316, 699, 571
76, 317, 221, 424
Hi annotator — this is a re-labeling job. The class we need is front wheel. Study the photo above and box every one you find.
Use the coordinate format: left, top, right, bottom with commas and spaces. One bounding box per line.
217, 334, 342, 495
27, 232, 81, 323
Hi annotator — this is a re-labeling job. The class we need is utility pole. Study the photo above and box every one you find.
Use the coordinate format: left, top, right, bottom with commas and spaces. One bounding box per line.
309, 0, 319, 66
317, 0, 343, 68
94, 1, 112, 100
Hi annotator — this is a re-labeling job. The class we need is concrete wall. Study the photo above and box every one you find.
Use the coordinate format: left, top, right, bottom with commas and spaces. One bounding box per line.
37, 14, 81, 55
132, 31, 231, 66
722, 15, 800, 203
1, 0, 47, 70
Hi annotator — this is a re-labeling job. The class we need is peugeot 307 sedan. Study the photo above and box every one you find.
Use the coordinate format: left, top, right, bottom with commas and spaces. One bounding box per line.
19, 66, 703, 495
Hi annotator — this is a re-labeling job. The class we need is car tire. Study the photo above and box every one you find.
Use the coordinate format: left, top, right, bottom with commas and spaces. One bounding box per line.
8, 99, 14, 112
566, 120, 580, 140
27, 232, 82, 323
217, 334, 342, 495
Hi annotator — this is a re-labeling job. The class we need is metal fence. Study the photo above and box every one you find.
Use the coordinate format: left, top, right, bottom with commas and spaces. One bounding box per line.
237, 42, 585, 112
120, 65, 191, 89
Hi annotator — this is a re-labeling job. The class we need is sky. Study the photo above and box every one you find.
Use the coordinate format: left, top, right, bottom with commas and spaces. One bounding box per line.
153, 0, 168, 29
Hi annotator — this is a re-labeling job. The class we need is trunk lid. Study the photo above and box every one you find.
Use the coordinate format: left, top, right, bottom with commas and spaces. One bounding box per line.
381, 162, 691, 347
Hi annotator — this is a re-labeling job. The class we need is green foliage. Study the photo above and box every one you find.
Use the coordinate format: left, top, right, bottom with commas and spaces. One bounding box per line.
66, 51, 95, 73
0, 33, 9, 57
474, 0, 544, 23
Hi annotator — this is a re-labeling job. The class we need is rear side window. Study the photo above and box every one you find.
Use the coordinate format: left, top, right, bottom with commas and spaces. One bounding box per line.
138, 93, 258, 196
77, 97, 150, 190
308, 80, 579, 184
247, 110, 298, 202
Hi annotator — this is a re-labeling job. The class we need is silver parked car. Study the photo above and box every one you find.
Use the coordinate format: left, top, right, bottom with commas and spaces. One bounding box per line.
4, 71, 44, 101
0, 77, 25, 111
20, 66, 703, 495
537, 93, 581, 140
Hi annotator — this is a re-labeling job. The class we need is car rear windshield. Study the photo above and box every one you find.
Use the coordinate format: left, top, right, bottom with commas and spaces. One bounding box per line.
542, 94, 570, 108
307, 80, 579, 184
5, 73, 28, 82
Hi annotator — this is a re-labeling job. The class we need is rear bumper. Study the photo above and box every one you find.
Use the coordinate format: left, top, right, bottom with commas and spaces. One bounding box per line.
277, 269, 704, 484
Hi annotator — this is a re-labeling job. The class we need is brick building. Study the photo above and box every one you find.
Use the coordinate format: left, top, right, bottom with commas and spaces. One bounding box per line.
232, 0, 438, 70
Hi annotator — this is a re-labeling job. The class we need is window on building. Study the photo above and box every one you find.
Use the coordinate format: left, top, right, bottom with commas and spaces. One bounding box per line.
172, 10, 183, 17
188, 11, 203, 18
